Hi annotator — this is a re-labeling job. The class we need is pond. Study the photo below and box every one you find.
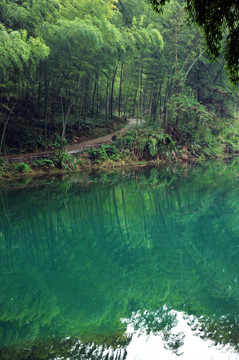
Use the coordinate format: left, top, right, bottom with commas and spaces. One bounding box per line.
0, 160, 239, 359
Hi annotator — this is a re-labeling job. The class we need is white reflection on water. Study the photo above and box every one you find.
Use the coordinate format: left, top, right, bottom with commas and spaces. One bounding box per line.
124, 310, 239, 360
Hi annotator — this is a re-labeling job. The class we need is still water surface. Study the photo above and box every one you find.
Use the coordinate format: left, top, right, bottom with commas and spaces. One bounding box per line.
1, 160, 239, 359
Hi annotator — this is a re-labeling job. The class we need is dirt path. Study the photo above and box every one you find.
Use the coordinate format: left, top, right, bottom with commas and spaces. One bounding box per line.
0, 118, 143, 163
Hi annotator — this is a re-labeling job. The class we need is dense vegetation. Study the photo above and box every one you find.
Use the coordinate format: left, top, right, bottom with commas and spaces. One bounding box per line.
151, 0, 239, 84
0, 0, 238, 159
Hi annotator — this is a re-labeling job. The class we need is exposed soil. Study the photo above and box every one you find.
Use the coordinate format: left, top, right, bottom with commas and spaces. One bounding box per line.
0, 119, 142, 163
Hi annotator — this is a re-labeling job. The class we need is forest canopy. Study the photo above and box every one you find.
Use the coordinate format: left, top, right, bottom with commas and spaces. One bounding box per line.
150, 0, 239, 84
0, 0, 238, 159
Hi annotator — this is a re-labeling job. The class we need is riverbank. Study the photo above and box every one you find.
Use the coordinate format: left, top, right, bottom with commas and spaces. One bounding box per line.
1, 121, 239, 184
0, 145, 234, 186
0, 156, 158, 184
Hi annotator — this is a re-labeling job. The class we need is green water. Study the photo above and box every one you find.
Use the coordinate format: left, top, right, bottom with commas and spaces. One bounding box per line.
1, 160, 239, 359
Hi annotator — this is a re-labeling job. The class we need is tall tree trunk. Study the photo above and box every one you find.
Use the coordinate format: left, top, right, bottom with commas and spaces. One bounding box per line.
137, 63, 143, 122
154, 82, 162, 123
61, 87, 70, 139
62, 79, 80, 139
96, 79, 99, 116
124, 83, 131, 116
110, 65, 117, 119
105, 73, 109, 122
91, 75, 98, 117
148, 87, 153, 121
83, 77, 90, 117
77, 95, 84, 132
61, 97, 73, 139
44, 117, 48, 149
132, 82, 139, 117
175, 29, 178, 73
118, 62, 124, 117
38, 82, 42, 115
157, 82, 163, 125
0, 99, 18, 155
43, 65, 50, 120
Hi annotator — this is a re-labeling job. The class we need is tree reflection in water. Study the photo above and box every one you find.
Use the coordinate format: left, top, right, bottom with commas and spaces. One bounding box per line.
1, 160, 239, 359
123, 307, 185, 357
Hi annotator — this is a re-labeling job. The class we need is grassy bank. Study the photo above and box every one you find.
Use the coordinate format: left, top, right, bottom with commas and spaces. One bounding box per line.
1, 120, 239, 183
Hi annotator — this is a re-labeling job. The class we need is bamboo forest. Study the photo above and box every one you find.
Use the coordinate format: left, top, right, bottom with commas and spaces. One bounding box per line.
1, 0, 239, 359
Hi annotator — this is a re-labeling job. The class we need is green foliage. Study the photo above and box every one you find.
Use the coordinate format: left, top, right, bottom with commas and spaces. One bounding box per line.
0, 24, 49, 80
87, 147, 107, 161
115, 130, 139, 151
13, 162, 31, 173
77, 117, 115, 131
168, 91, 215, 126
0, 159, 7, 167
43, 18, 103, 65
115, 128, 177, 159
0, 0, 237, 158
150, 0, 239, 83
87, 144, 119, 161
51, 134, 68, 150
32, 158, 54, 168
52, 151, 77, 170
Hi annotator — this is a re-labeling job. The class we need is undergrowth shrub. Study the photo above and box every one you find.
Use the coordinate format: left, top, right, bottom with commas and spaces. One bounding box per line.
88, 144, 119, 161
51, 134, 68, 150
114, 129, 177, 160
32, 158, 55, 168
13, 162, 31, 173
52, 151, 77, 170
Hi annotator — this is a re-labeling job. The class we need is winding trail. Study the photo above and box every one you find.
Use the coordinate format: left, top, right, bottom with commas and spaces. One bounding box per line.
0, 118, 143, 163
